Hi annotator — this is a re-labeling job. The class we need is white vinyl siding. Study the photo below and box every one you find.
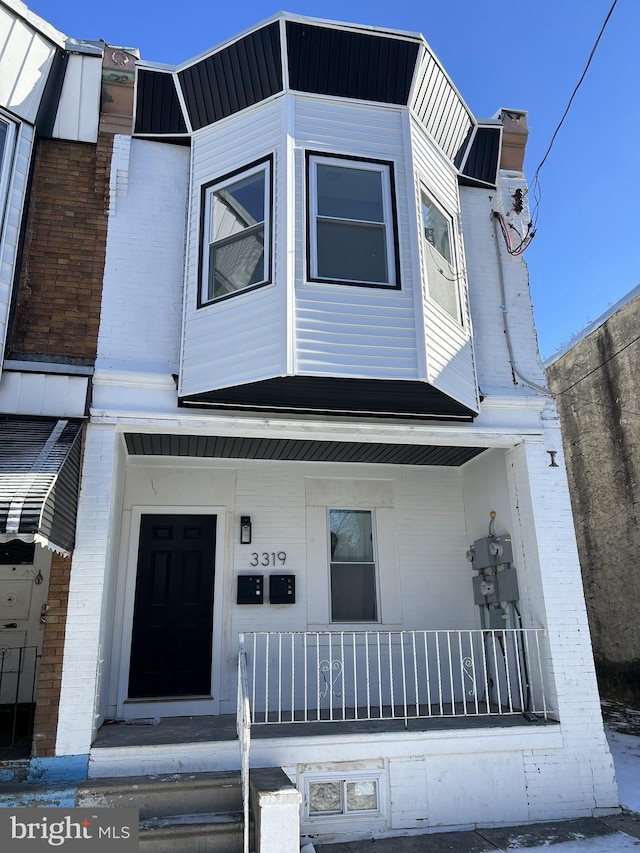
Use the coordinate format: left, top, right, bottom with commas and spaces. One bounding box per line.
294, 97, 419, 380
0, 120, 33, 377
52, 53, 103, 143
410, 115, 479, 412
0, 4, 60, 124
180, 99, 287, 398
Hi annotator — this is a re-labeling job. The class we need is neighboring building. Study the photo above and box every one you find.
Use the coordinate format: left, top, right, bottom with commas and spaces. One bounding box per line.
0, 3, 619, 846
546, 284, 640, 698
0, 0, 134, 762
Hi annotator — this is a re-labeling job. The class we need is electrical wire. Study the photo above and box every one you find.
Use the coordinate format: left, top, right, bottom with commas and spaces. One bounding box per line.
494, 211, 535, 256
528, 0, 620, 229
554, 332, 640, 396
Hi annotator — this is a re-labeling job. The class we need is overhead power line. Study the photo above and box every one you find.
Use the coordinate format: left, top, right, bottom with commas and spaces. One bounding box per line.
528, 0, 619, 229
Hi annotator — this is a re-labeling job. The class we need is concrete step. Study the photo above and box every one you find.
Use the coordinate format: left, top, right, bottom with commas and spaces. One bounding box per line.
77, 770, 242, 819
138, 810, 248, 853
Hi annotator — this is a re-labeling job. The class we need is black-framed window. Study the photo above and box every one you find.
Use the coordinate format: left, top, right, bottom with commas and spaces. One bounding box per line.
329, 508, 378, 622
199, 157, 272, 305
421, 189, 461, 322
307, 152, 399, 288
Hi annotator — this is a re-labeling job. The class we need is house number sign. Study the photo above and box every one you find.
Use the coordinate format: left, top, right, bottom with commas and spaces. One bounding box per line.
250, 552, 287, 566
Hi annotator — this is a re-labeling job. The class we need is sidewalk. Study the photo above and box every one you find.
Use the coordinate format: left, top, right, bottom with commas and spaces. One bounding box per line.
313, 813, 640, 852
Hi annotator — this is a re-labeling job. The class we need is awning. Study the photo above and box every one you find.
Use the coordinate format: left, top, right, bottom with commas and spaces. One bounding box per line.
0, 418, 83, 556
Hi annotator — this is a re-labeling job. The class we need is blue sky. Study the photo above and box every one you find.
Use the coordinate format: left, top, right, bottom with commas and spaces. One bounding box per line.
24, 0, 638, 358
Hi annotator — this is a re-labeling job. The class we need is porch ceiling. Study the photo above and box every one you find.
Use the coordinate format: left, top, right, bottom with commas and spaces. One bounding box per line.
124, 432, 486, 466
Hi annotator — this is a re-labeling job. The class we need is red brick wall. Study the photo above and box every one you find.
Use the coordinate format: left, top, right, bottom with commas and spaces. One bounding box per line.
11, 134, 113, 362
31, 553, 72, 757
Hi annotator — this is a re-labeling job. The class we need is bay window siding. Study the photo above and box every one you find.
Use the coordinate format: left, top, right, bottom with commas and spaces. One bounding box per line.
410, 114, 479, 413
294, 98, 421, 383
179, 100, 287, 399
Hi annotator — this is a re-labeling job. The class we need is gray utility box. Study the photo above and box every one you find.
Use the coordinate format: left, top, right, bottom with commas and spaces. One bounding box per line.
469, 535, 513, 571
472, 566, 520, 605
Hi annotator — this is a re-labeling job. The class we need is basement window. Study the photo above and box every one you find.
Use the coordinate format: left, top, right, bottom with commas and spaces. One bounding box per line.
200, 157, 272, 305
307, 152, 399, 288
308, 778, 379, 816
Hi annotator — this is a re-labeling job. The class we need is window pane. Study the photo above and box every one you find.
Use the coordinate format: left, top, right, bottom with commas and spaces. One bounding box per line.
330, 510, 373, 562
331, 563, 377, 621
421, 196, 451, 265
317, 165, 384, 222
317, 219, 387, 283
425, 248, 458, 320
212, 171, 265, 242
346, 780, 378, 812
309, 781, 342, 814
209, 227, 265, 299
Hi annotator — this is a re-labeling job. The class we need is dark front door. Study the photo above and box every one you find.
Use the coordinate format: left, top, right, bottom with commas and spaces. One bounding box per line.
128, 514, 216, 699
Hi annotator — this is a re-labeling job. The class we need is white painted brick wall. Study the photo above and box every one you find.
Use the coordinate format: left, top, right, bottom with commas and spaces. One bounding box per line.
504, 435, 618, 814
96, 137, 189, 376
460, 177, 546, 397
56, 424, 121, 755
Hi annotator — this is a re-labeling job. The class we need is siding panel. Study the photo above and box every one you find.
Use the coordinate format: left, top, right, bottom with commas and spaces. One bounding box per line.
411, 50, 473, 164
180, 100, 287, 398
0, 6, 57, 123
294, 97, 419, 379
410, 116, 479, 412
0, 124, 34, 376
52, 53, 103, 142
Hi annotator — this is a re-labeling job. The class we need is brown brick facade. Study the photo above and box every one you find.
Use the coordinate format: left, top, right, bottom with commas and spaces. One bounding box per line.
10, 133, 113, 363
31, 553, 72, 757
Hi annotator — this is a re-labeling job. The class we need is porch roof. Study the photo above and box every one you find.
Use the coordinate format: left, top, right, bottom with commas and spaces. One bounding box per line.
124, 432, 486, 466
0, 417, 83, 555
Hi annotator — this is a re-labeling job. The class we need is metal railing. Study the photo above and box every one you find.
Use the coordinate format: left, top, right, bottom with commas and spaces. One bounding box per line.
236, 636, 251, 853
240, 628, 548, 725
0, 644, 40, 749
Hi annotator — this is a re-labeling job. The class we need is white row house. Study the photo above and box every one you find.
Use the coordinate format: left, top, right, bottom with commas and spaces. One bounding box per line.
1, 5, 619, 847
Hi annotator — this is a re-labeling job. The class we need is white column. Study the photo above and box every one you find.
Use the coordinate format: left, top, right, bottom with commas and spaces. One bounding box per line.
55, 423, 120, 756
506, 410, 618, 816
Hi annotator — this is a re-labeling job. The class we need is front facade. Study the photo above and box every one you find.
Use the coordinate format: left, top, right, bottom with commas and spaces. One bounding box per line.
2, 5, 618, 843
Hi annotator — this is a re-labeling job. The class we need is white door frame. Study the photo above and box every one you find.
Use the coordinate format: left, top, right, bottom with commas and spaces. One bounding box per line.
117, 505, 226, 719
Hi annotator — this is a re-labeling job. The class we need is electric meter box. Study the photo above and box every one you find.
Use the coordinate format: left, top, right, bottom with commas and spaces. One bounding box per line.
473, 566, 519, 605
470, 535, 513, 570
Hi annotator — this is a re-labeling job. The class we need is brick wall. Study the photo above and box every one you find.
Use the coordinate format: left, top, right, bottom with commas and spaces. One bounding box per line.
31, 553, 71, 757
10, 133, 112, 363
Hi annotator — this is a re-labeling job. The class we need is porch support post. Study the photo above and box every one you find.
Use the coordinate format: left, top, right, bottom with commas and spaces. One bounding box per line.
505, 411, 618, 815
250, 768, 302, 853
55, 423, 121, 760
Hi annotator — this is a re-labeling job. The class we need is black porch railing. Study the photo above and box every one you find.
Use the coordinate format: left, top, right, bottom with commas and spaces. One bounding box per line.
0, 644, 40, 755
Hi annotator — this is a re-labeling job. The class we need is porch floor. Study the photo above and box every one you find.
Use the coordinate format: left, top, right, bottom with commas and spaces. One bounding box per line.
93, 711, 556, 749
